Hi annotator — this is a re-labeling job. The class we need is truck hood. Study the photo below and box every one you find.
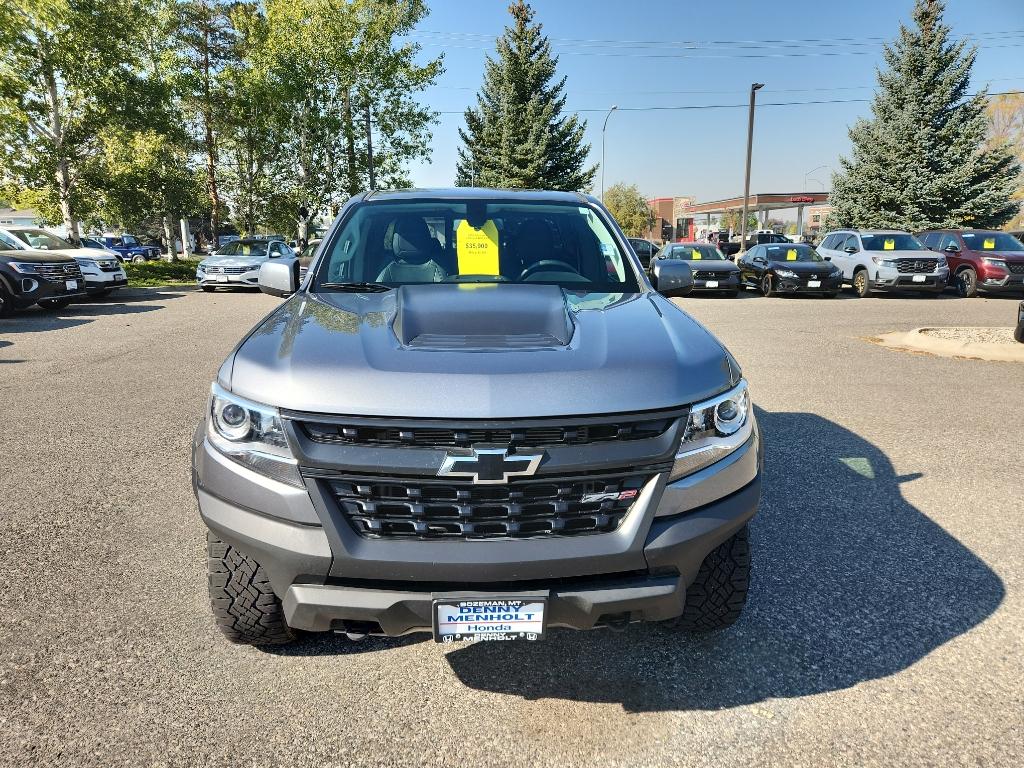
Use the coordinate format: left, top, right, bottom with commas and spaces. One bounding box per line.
226, 284, 739, 418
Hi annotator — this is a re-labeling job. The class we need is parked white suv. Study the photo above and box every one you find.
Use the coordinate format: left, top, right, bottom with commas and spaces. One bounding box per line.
817, 229, 948, 297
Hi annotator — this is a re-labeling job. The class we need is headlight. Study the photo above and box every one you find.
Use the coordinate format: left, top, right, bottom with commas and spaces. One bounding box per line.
197, 262, 207, 270
97, 259, 117, 268
206, 383, 303, 487
668, 380, 753, 483
871, 257, 897, 267
8, 262, 39, 274
76, 259, 98, 269
935, 255, 947, 269
982, 257, 1008, 270
775, 268, 797, 278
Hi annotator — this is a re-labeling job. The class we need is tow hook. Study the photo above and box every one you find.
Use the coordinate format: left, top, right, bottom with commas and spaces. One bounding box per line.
604, 612, 631, 632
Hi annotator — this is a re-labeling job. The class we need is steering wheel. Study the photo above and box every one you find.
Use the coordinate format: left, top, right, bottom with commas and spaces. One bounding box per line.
518, 260, 580, 281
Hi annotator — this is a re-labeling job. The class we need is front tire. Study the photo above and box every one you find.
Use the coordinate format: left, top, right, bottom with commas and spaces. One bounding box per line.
669, 525, 751, 632
0, 281, 14, 318
852, 269, 870, 298
201, 286, 215, 292
760, 274, 775, 297
207, 533, 295, 646
132, 254, 146, 264
955, 268, 978, 298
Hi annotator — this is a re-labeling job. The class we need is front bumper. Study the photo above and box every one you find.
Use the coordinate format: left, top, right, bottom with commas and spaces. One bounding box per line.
977, 270, 1024, 293
193, 416, 763, 635
773, 273, 843, 293
692, 273, 740, 291
81, 268, 128, 293
870, 267, 948, 292
197, 268, 261, 287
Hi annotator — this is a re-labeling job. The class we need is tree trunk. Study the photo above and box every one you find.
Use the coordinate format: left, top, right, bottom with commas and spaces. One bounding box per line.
343, 90, 358, 197
42, 54, 79, 243
180, 219, 194, 259
202, 25, 220, 241
163, 215, 178, 261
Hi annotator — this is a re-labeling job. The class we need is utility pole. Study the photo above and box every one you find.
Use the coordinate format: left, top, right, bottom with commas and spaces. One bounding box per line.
601, 105, 618, 202
365, 102, 375, 191
740, 83, 764, 254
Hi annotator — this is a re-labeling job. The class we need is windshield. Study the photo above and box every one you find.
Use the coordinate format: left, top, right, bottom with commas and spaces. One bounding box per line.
962, 232, 1024, 252
765, 244, 824, 262
667, 244, 726, 261
218, 242, 269, 257
11, 229, 74, 250
312, 199, 640, 292
861, 233, 924, 251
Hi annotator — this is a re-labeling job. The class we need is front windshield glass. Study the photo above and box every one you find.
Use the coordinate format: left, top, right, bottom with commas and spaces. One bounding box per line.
313, 199, 640, 292
668, 244, 726, 261
860, 233, 924, 251
11, 229, 74, 250
962, 232, 1024, 252
764, 244, 824, 262
218, 242, 269, 257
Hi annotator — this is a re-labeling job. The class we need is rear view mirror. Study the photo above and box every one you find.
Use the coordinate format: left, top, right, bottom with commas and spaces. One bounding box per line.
654, 260, 693, 297
259, 259, 299, 297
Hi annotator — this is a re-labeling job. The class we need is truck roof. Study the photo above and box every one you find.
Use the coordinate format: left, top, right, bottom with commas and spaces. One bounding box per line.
363, 187, 595, 204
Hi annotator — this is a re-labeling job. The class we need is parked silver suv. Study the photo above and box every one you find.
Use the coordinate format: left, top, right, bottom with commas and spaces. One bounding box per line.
817, 229, 948, 297
192, 189, 762, 646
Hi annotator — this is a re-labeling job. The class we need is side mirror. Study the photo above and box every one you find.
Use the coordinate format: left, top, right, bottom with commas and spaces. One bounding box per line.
823, 255, 832, 261
844, 246, 858, 254
753, 257, 767, 265
259, 259, 299, 297
654, 260, 693, 297
944, 243, 960, 253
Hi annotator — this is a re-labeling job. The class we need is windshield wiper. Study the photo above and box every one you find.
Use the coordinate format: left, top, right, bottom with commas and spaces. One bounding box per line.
317, 281, 392, 293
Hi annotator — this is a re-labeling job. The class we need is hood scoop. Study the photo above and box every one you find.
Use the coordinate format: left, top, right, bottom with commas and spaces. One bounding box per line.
393, 283, 574, 349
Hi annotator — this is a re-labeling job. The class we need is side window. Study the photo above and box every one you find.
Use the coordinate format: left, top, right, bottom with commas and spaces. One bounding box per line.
938, 234, 958, 252
823, 234, 840, 250
270, 243, 283, 256
843, 234, 859, 252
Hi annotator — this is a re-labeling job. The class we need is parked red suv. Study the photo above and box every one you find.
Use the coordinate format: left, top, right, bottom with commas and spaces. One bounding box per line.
917, 229, 1024, 297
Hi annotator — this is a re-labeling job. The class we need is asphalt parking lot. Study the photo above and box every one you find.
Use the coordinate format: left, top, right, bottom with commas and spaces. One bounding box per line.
1, 287, 1022, 767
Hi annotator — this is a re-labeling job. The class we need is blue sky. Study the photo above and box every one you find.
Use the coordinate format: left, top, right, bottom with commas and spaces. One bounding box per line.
405, 0, 1024, 208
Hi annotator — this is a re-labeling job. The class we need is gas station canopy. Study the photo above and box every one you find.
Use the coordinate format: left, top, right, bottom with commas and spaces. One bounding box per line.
688, 192, 830, 216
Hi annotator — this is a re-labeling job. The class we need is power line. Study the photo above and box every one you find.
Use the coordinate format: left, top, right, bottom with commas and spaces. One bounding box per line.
431, 89, 1024, 115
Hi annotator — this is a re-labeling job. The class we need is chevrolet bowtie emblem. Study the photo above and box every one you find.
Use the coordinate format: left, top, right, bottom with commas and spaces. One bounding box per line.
438, 448, 544, 484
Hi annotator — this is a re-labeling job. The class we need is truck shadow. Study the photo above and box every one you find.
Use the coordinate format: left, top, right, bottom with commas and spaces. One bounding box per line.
443, 408, 1004, 711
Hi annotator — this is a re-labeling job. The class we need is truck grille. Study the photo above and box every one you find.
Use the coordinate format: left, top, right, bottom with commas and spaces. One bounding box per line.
693, 270, 729, 280
322, 471, 651, 539
299, 413, 676, 448
205, 265, 251, 274
895, 258, 937, 274
34, 262, 85, 283
1007, 262, 1024, 274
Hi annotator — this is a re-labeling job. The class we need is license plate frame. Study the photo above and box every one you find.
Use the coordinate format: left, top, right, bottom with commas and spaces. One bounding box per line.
65, 279, 78, 291
432, 597, 547, 643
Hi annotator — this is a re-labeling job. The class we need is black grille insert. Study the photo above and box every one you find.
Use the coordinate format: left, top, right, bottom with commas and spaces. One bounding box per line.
895, 258, 937, 274
322, 472, 651, 539
299, 415, 676, 448
1007, 262, 1024, 274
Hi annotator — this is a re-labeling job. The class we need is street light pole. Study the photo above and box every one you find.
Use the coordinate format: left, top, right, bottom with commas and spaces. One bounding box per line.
739, 83, 764, 254
803, 164, 828, 192
601, 105, 618, 202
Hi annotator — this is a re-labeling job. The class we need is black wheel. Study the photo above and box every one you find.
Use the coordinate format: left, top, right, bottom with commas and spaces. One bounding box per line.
37, 297, 72, 310
207, 533, 295, 646
760, 274, 775, 297
201, 286, 216, 292
955, 268, 978, 298
132, 254, 146, 264
668, 525, 751, 632
852, 269, 870, 298
0, 280, 14, 318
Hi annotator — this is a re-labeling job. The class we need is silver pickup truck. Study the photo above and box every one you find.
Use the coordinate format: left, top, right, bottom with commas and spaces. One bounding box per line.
192, 188, 762, 647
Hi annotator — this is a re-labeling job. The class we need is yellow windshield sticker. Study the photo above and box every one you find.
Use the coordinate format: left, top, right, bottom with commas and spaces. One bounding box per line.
691, 248, 702, 260
786, 249, 798, 261
983, 237, 996, 249
883, 238, 895, 250
456, 220, 500, 275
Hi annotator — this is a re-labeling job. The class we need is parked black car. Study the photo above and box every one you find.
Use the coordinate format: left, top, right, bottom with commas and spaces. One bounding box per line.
738, 243, 842, 297
0, 240, 87, 317
627, 237, 658, 268
652, 242, 740, 296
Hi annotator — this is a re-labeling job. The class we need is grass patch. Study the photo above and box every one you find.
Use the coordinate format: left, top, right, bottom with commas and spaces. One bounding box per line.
125, 258, 200, 287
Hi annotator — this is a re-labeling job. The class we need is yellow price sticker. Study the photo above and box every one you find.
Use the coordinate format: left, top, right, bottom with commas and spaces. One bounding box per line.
691, 248, 702, 260
456, 220, 500, 275
883, 238, 895, 250
786, 249, 798, 261
983, 238, 996, 249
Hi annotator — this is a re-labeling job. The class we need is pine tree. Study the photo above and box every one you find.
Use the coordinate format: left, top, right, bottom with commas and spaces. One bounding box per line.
455, 1, 595, 191
829, 0, 1020, 230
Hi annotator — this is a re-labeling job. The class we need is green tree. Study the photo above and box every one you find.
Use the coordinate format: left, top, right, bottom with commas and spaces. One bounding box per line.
829, 0, 1020, 230
986, 93, 1024, 229
0, 0, 156, 240
455, 0, 594, 191
720, 210, 758, 233
603, 183, 652, 237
